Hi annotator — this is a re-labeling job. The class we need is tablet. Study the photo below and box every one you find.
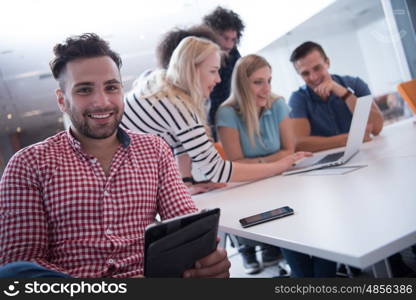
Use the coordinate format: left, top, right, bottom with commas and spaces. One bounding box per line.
144, 208, 220, 277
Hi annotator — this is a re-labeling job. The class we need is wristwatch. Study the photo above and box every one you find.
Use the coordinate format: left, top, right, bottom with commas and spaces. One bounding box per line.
341, 88, 354, 101
182, 177, 196, 185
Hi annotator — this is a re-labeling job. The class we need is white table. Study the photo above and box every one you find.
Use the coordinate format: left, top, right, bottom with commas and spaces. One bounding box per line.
193, 118, 416, 277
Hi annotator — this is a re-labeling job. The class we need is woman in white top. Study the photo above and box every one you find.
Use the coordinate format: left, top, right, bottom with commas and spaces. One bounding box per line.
122, 36, 309, 189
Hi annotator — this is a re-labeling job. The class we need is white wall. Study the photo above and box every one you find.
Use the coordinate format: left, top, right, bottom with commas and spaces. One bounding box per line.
259, 23, 370, 101
356, 18, 403, 95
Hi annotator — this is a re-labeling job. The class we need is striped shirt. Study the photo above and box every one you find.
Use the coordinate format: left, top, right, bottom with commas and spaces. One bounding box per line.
122, 90, 233, 183
0, 128, 196, 277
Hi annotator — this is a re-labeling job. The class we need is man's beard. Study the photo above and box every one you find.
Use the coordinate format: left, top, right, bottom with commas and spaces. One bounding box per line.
68, 107, 122, 139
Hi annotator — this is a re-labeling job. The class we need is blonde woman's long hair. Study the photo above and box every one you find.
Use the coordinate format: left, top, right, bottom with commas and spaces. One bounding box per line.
222, 54, 278, 147
142, 36, 220, 123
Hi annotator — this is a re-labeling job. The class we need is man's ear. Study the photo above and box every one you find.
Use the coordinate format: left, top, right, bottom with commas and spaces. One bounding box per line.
325, 57, 330, 69
56, 89, 67, 113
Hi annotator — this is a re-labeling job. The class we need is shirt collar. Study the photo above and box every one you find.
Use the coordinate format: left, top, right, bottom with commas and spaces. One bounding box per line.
66, 127, 131, 151
116, 127, 131, 148
259, 107, 272, 119
262, 109, 272, 117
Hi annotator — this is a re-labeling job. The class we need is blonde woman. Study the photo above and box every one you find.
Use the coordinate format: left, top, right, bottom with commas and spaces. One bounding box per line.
217, 54, 335, 277
122, 37, 309, 194
216, 54, 294, 274
217, 54, 295, 163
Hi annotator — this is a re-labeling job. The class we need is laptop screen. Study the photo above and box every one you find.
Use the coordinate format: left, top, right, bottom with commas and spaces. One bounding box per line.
343, 95, 373, 159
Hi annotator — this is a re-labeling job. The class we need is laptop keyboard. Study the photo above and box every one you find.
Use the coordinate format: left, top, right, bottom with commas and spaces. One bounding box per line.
315, 152, 345, 165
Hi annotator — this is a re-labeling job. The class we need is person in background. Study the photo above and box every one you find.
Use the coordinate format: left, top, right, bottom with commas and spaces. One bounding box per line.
132, 24, 219, 93
203, 6, 245, 140
217, 54, 294, 275
288, 41, 414, 277
122, 37, 310, 192
286, 41, 379, 277
156, 25, 219, 70
288, 41, 384, 153
0, 33, 230, 278
130, 24, 226, 195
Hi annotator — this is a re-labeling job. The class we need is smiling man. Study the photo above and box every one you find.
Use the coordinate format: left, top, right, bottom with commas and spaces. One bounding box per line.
0, 33, 230, 278
288, 41, 384, 152
285, 42, 415, 278
58, 60, 123, 139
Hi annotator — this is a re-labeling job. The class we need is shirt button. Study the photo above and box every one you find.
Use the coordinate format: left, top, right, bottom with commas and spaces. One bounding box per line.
106, 229, 113, 235
107, 259, 114, 264
90, 158, 97, 164
104, 191, 109, 197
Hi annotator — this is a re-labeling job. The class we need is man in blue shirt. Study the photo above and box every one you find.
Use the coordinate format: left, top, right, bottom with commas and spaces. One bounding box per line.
288, 42, 415, 277
288, 41, 384, 152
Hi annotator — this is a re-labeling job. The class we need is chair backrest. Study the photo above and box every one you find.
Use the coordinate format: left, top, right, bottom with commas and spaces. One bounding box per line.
213, 142, 227, 159
397, 79, 416, 114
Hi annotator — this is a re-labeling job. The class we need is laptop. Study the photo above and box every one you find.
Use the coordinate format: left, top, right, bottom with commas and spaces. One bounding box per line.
283, 95, 373, 175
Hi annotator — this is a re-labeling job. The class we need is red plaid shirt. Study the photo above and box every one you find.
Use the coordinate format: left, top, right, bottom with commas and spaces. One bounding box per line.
0, 128, 197, 277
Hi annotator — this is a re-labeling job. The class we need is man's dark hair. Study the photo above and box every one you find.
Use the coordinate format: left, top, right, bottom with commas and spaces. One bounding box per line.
50, 33, 122, 87
156, 25, 219, 69
203, 6, 245, 43
290, 41, 328, 64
